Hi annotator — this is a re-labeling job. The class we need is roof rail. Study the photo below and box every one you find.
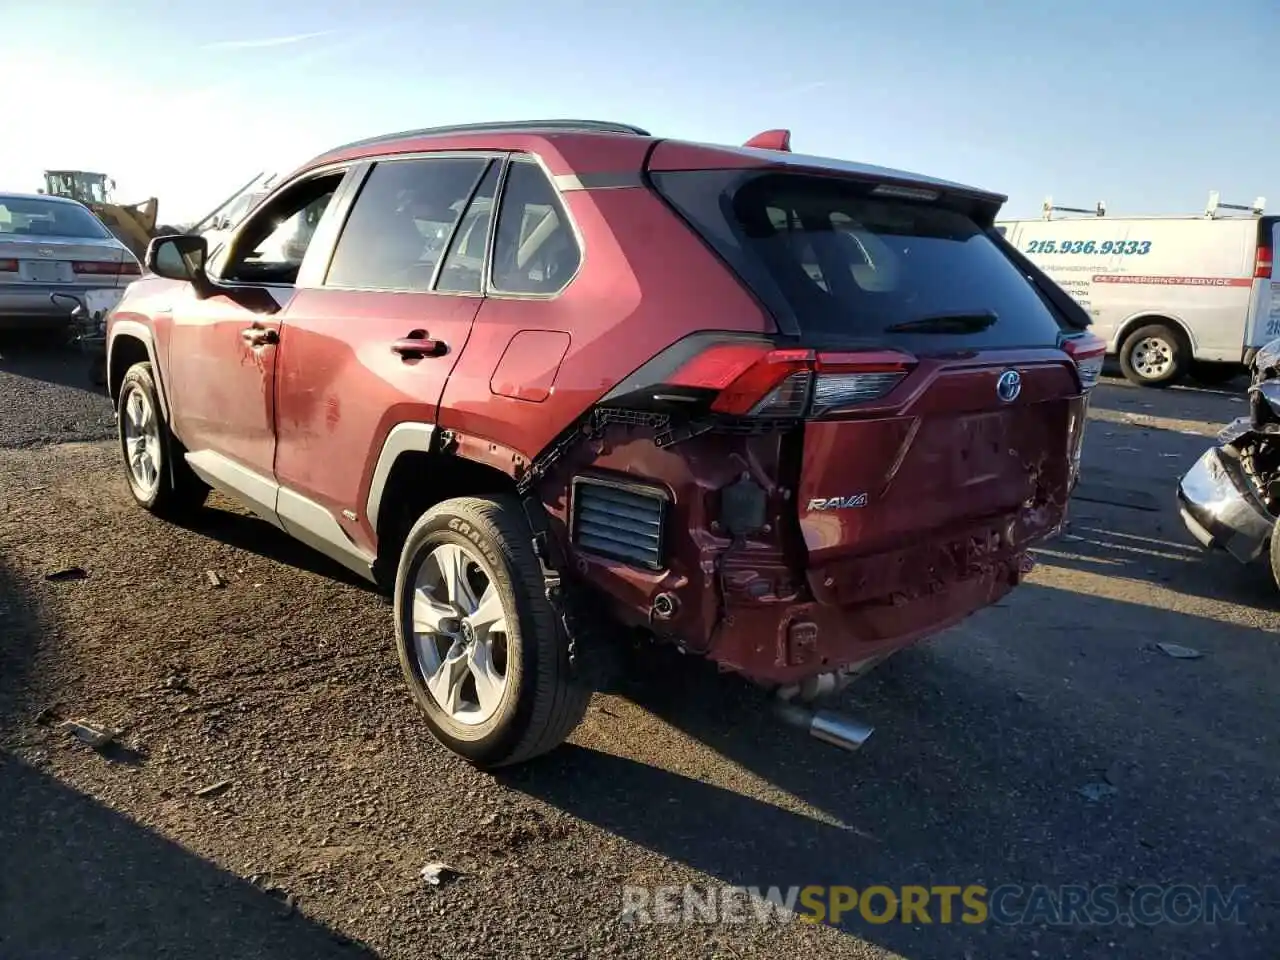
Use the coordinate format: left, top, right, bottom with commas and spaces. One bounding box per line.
1042, 196, 1107, 220
1205, 190, 1266, 218
330, 119, 652, 154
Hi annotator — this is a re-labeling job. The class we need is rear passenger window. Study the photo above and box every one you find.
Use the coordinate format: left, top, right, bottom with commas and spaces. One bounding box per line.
325, 157, 488, 291
435, 163, 500, 294
490, 160, 580, 295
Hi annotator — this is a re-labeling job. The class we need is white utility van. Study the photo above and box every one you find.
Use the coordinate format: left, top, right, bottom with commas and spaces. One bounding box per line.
997, 192, 1277, 386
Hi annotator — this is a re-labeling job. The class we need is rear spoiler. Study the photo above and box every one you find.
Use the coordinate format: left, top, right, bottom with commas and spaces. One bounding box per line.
987, 228, 1092, 331
744, 129, 792, 152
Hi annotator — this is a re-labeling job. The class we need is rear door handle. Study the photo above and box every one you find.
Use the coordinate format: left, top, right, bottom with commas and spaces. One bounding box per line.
391, 333, 447, 359
241, 326, 278, 346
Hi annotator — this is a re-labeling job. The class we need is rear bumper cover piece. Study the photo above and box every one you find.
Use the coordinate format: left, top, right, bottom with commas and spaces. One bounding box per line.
1177, 446, 1273, 563
708, 548, 1034, 687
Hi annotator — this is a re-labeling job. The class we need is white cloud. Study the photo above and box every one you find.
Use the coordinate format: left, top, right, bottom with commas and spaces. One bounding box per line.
200, 30, 334, 51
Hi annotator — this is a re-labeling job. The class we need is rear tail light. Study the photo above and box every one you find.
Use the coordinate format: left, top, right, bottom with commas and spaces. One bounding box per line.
667, 342, 914, 418
1062, 331, 1106, 392
1255, 240, 1273, 279
0, 259, 17, 272
73, 260, 140, 277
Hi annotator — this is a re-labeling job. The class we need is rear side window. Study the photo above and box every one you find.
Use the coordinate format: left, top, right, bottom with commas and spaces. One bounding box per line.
652, 170, 1065, 350
436, 163, 500, 294
490, 160, 580, 295
325, 157, 489, 292
0, 197, 111, 239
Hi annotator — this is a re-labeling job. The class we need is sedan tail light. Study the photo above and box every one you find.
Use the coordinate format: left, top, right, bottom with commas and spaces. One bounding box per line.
73, 260, 141, 277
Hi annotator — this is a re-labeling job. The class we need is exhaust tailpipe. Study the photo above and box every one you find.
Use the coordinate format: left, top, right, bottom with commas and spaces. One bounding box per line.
773, 701, 874, 752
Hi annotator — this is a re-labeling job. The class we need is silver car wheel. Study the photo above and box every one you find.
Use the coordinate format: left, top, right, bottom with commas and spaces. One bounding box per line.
1131, 335, 1175, 379
121, 385, 162, 496
411, 542, 510, 725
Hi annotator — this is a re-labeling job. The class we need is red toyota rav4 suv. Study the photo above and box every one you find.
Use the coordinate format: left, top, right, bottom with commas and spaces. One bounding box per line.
106, 120, 1103, 767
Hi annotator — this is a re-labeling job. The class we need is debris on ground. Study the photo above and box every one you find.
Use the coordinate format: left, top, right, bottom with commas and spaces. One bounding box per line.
34, 706, 58, 726
44, 566, 87, 582
205, 570, 225, 589
1156, 642, 1204, 660
420, 862, 464, 886
1078, 782, 1119, 802
59, 719, 119, 749
193, 779, 234, 799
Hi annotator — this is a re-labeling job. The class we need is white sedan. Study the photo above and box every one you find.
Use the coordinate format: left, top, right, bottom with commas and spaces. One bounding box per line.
0, 192, 141, 332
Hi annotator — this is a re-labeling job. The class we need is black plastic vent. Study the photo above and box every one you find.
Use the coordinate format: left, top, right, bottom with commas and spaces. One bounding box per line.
571, 477, 668, 569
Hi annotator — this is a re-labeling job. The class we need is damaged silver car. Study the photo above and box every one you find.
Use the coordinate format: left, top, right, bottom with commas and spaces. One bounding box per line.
1178, 338, 1280, 584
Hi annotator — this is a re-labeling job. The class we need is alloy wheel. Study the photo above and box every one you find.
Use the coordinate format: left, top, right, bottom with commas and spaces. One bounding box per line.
410, 542, 510, 725
121, 386, 162, 497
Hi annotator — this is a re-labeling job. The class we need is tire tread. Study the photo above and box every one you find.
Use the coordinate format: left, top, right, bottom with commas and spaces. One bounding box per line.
405, 495, 590, 767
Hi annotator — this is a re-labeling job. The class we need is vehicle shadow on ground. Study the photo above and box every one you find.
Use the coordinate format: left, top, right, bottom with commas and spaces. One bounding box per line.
1036, 519, 1279, 611
0, 560, 378, 959
0, 335, 105, 396
171, 499, 381, 594
505, 583, 1278, 958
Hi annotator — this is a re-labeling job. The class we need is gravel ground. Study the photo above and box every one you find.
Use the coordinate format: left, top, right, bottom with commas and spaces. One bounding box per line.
0, 339, 114, 448
1, 344, 1277, 959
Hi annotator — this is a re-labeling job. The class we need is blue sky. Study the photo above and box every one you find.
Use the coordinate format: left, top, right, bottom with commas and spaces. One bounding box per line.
2, 0, 1275, 223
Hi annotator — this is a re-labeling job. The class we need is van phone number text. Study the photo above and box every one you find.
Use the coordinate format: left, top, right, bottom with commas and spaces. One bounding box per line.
1026, 240, 1152, 256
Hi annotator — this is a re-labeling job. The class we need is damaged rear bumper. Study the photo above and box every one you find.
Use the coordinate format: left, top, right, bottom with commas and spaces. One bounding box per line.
706, 546, 1036, 687
1176, 446, 1273, 563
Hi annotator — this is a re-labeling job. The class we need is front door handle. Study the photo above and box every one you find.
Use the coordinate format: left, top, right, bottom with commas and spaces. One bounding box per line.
241, 326, 279, 347
391, 332, 447, 359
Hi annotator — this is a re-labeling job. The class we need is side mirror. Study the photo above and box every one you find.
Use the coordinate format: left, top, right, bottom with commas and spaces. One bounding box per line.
145, 234, 212, 293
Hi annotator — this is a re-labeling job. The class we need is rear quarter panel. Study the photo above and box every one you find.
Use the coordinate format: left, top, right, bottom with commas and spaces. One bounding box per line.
436, 184, 773, 462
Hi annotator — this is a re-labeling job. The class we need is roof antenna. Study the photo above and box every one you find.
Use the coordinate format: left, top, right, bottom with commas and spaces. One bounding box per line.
744, 129, 792, 152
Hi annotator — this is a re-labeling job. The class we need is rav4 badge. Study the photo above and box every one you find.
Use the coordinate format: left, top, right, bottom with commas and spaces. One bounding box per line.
807, 494, 869, 510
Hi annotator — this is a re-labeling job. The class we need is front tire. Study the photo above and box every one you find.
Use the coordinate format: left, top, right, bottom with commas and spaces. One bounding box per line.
1119, 323, 1188, 387
116, 362, 208, 518
393, 495, 590, 768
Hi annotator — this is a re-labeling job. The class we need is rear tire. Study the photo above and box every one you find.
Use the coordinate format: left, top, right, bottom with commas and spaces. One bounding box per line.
116, 362, 208, 518
393, 495, 591, 768
1119, 323, 1188, 387
1270, 519, 1280, 594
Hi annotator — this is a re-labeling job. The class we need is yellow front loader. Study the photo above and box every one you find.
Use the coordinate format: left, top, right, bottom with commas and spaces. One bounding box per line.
40, 170, 178, 259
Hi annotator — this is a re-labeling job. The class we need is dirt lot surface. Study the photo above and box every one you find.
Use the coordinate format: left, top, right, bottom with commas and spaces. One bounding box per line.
1, 345, 1277, 959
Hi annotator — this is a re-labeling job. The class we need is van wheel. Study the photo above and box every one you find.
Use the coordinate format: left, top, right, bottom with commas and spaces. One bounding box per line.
1119, 323, 1188, 387
393, 495, 591, 768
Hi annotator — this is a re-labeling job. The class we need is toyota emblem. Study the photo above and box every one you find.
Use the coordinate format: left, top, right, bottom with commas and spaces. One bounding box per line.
996, 369, 1022, 403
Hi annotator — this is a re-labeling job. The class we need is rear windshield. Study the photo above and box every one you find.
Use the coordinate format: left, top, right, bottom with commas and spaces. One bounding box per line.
0, 197, 111, 240
651, 170, 1066, 350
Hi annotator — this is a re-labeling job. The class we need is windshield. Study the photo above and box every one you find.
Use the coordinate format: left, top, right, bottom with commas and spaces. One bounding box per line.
0, 196, 112, 240
652, 170, 1065, 350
